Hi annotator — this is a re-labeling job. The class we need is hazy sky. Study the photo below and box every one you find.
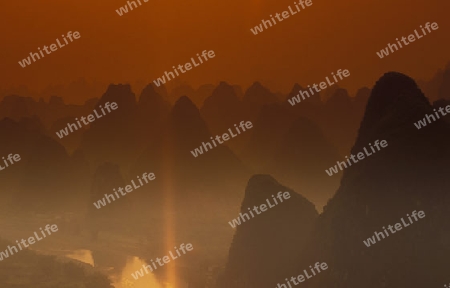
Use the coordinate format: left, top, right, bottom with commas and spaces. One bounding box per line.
1, 0, 449, 101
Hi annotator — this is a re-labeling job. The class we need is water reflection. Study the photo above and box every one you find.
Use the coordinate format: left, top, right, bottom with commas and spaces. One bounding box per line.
65, 249, 95, 266
65, 250, 164, 288
113, 256, 162, 288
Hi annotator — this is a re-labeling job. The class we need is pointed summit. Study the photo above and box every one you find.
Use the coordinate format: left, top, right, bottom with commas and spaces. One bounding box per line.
243, 81, 278, 104
139, 83, 160, 105
242, 82, 278, 121
206, 82, 239, 104
219, 174, 317, 288
172, 95, 200, 116
78, 84, 140, 170
286, 83, 302, 100
171, 96, 208, 137
354, 72, 432, 150
131, 94, 249, 238
99, 84, 136, 110
286, 83, 321, 105
201, 82, 241, 119
137, 83, 171, 144
201, 82, 245, 152
138, 83, 171, 117
305, 72, 450, 288
366, 72, 428, 117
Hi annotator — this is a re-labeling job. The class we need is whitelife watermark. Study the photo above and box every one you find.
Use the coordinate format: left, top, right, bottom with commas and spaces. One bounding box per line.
18, 31, 81, 68
250, 0, 314, 35
93, 172, 156, 209
414, 104, 450, 130
0, 153, 21, 172
56, 102, 118, 139
191, 121, 253, 158
153, 50, 216, 87
363, 210, 425, 247
130, 243, 194, 280
287, 69, 351, 107
0, 224, 59, 261
116, 0, 150, 16
228, 191, 291, 228
325, 140, 388, 176
276, 261, 328, 287
376, 22, 439, 59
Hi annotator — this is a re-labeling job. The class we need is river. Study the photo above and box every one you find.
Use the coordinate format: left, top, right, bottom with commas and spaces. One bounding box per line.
65, 249, 179, 288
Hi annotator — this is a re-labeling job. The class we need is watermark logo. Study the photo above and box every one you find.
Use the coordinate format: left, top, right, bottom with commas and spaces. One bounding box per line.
0, 153, 21, 172
93, 172, 156, 209
414, 104, 450, 130
228, 192, 290, 228
56, 102, 118, 139
0, 224, 59, 261
191, 121, 253, 158
276, 262, 328, 287
363, 210, 425, 247
376, 22, 439, 59
130, 243, 193, 280
287, 69, 350, 107
116, 0, 150, 16
250, 0, 314, 36
18, 31, 81, 68
153, 50, 216, 87
325, 140, 388, 176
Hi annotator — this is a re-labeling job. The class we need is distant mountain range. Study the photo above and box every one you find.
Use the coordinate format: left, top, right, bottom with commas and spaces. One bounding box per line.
1, 67, 450, 288
219, 71, 450, 288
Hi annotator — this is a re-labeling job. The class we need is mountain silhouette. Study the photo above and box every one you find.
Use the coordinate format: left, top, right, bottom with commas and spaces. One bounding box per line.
133, 95, 248, 200
218, 174, 318, 288
78, 84, 141, 172
242, 82, 279, 122
240, 103, 296, 170
268, 116, 341, 211
131, 95, 251, 266
0, 65, 449, 288
0, 117, 81, 212
201, 82, 246, 153
305, 72, 450, 288
137, 83, 171, 147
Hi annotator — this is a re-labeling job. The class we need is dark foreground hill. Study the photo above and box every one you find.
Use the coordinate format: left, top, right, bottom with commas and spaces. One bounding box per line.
303, 72, 450, 288
0, 238, 112, 288
218, 174, 318, 288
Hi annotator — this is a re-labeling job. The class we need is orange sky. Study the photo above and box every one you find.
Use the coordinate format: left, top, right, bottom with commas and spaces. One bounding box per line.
1, 0, 449, 102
